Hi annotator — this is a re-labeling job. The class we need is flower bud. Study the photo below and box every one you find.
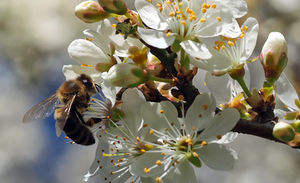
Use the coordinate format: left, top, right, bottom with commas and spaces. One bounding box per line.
273, 122, 295, 142
291, 120, 300, 133
261, 32, 288, 84
98, 0, 127, 15
75, 1, 109, 23
105, 63, 147, 87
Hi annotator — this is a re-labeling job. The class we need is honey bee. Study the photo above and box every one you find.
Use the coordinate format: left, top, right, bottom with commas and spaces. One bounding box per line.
23, 74, 102, 145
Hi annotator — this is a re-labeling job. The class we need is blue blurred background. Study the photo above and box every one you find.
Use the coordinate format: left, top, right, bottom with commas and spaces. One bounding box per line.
1, 0, 300, 183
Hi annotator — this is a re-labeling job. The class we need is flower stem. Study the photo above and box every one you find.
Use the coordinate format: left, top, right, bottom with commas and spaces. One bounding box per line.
149, 75, 173, 84
236, 77, 252, 97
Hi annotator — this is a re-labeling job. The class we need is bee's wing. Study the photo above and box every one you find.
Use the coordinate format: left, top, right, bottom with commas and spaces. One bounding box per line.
23, 94, 59, 123
55, 95, 76, 137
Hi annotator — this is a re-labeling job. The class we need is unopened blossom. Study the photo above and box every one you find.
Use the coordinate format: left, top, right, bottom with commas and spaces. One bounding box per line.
191, 17, 258, 74
129, 93, 240, 182
273, 122, 295, 142
75, 1, 109, 23
261, 32, 288, 84
136, 0, 247, 59
104, 63, 147, 87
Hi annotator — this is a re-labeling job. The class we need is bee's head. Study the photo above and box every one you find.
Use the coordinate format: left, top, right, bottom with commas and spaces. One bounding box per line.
77, 74, 96, 95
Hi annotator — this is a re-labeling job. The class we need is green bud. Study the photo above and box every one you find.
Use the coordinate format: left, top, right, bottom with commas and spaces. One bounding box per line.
291, 120, 300, 133
98, 0, 127, 15
75, 1, 109, 23
273, 122, 295, 142
261, 32, 288, 84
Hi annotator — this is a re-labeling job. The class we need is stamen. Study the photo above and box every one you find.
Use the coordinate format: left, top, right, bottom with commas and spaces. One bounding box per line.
144, 168, 151, 173
156, 160, 162, 166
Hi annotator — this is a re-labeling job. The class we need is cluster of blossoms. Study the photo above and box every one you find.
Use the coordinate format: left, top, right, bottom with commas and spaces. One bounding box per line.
28, 0, 300, 182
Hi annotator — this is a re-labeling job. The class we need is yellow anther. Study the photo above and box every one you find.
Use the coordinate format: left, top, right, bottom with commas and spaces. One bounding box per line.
110, 147, 114, 151
104, 130, 108, 134
111, 24, 117, 28
200, 18, 206, 23
219, 103, 224, 108
161, 152, 166, 156
125, 152, 129, 155
228, 41, 235, 47
240, 32, 245, 39
221, 45, 225, 50
81, 64, 93, 67
164, 128, 169, 132
156, 177, 162, 183
192, 127, 196, 131
216, 135, 222, 139
149, 129, 154, 135
202, 3, 207, 8
85, 37, 94, 42
146, 0, 152, 2
123, 137, 127, 141
156, 160, 162, 166
140, 149, 146, 153
169, 11, 175, 17
166, 32, 172, 37
144, 168, 151, 173
160, 109, 164, 113
178, 95, 184, 101
201, 8, 207, 13
106, 115, 110, 119
186, 8, 192, 14
244, 26, 249, 31
216, 16, 222, 22
143, 124, 148, 128
211, 3, 217, 8
192, 152, 199, 158
110, 171, 114, 175
70, 141, 75, 144
205, 3, 211, 8
185, 138, 193, 145
136, 136, 141, 142
64, 136, 69, 139
182, 15, 187, 20
156, 3, 162, 7
177, 15, 181, 19
201, 141, 207, 146
203, 104, 208, 110
176, 10, 182, 14
166, 0, 172, 4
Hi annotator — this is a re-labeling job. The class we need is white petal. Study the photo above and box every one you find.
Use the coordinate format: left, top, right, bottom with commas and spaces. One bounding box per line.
248, 60, 265, 90
198, 108, 240, 140
121, 88, 146, 136
196, 143, 237, 170
275, 73, 299, 111
164, 160, 197, 183
160, 101, 181, 130
68, 39, 110, 65
138, 28, 175, 49
195, 7, 241, 38
84, 135, 110, 181
129, 153, 165, 177
239, 17, 259, 61
62, 65, 103, 85
211, 132, 239, 144
205, 73, 232, 104
217, 0, 248, 18
135, 0, 169, 30
180, 40, 212, 59
185, 93, 216, 135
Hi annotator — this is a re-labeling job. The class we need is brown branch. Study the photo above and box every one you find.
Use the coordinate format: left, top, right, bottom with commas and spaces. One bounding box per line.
139, 38, 298, 149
